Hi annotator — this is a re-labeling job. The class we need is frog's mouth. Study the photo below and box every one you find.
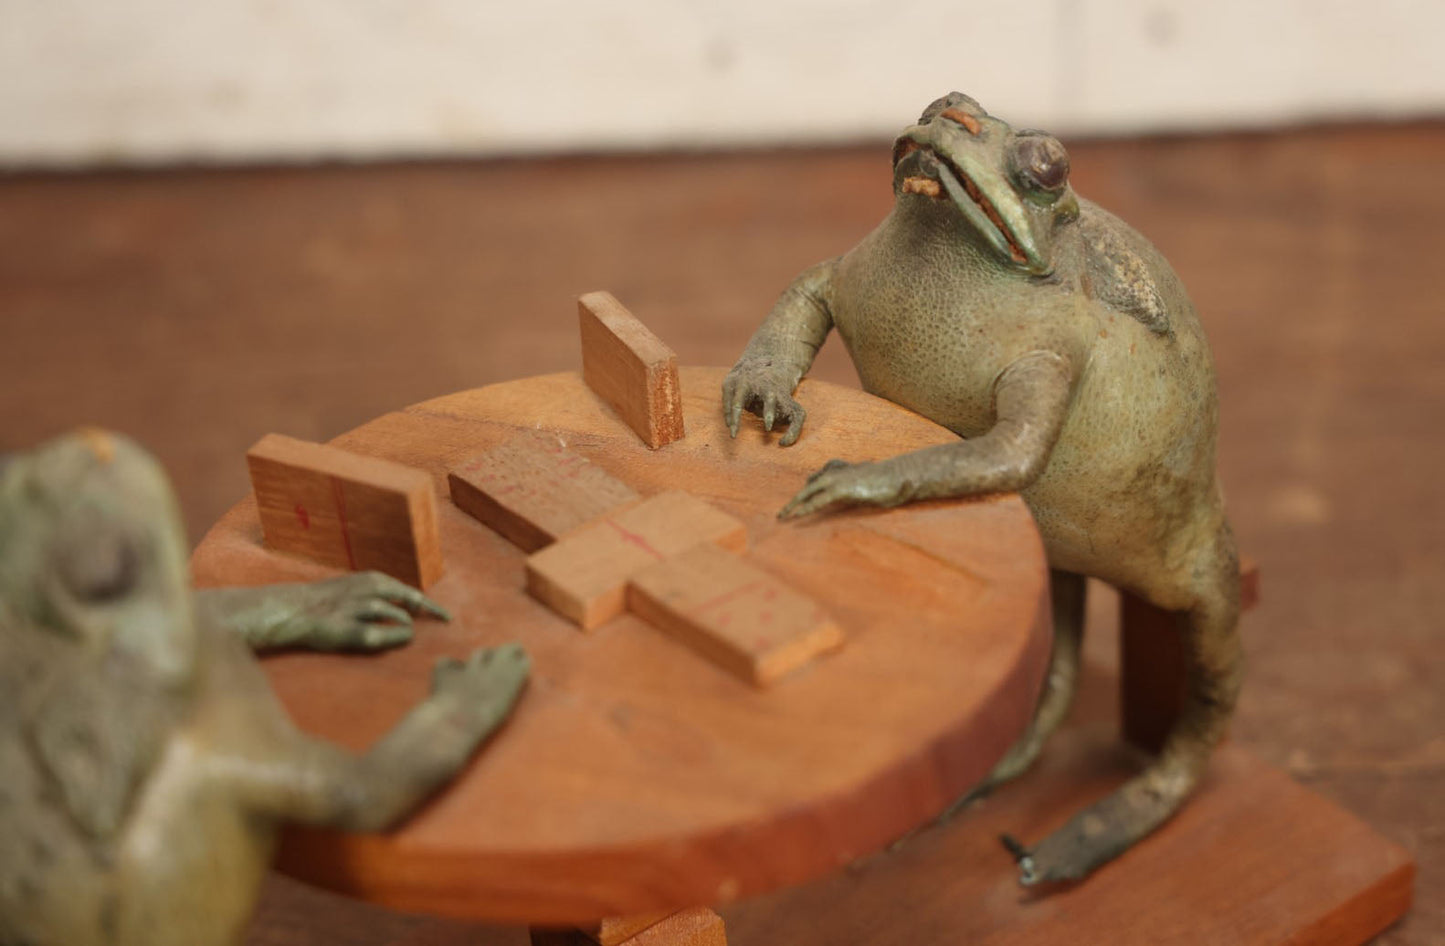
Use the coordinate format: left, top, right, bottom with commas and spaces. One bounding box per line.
894, 139, 1035, 270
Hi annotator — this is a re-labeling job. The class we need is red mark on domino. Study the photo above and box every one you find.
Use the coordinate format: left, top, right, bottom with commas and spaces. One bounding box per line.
329, 477, 358, 571
294, 504, 310, 530
605, 519, 663, 559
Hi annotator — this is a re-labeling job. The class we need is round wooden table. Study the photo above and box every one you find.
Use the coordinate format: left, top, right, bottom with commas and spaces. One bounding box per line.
190, 367, 1051, 929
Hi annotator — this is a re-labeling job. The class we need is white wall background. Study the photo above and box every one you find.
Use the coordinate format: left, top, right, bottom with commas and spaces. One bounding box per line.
1, 0, 1441, 167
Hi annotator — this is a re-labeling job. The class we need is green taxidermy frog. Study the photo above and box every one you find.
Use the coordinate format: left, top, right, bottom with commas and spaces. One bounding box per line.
0, 431, 529, 945
725, 92, 1240, 885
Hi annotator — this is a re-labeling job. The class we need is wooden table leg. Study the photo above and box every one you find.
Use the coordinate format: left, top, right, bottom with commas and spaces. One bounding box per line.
530, 908, 727, 946
1121, 559, 1260, 753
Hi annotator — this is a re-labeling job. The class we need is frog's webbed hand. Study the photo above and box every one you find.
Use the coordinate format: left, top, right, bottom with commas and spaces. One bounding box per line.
723, 258, 837, 447
779, 350, 1074, 519
194, 571, 450, 653
234, 643, 530, 832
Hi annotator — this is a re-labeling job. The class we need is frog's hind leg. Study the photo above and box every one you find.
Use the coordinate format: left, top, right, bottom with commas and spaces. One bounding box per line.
949, 570, 1085, 816
1008, 529, 1242, 885
988, 570, 1086, 787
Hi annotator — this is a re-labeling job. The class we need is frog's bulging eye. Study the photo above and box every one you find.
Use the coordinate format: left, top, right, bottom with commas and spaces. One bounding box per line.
1011, 134, 1070, 194
59, 527, 139, 604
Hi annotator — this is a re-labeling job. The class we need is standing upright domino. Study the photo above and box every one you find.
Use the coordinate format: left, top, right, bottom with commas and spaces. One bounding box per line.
247, 433, 443, 588
579, 292, 685, 449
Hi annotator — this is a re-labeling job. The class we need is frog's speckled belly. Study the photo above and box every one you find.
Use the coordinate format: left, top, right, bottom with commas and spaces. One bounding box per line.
827, 216, 1228, 596
830, 230, 1013, 439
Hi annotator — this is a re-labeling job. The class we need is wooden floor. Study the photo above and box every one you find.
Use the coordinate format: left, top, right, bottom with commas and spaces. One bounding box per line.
1, 122, 1440, 944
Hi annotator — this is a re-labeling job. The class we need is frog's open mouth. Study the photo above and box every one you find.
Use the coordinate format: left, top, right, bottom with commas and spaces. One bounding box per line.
895, 139, 1030, 267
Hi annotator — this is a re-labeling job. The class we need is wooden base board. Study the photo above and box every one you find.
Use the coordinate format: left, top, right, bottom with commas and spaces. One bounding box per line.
243, 723, 1414, 946
720, 723, 1414, 946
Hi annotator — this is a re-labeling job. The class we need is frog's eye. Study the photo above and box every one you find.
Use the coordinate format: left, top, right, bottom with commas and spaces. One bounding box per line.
1010, 134, 1070, 194
57, 524, 139, 604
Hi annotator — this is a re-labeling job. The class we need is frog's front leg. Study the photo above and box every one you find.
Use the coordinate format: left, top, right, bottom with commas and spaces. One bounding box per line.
194, 572, 450, 653
232, 643, 531, 832
779, 350, 1074, 518
723, 258, 837, 446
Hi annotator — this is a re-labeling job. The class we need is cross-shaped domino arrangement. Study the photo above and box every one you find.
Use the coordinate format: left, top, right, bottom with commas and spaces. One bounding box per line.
450, 429, 844, 687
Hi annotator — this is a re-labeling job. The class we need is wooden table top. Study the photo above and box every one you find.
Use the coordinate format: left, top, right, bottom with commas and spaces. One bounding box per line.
190, 366, 1051, 925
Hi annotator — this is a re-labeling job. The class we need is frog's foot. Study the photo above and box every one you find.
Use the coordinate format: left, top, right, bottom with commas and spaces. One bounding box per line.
285, 571, 450, 652
1001, 802, 1136, 887
722, 358, 807, 446
431, 643, 532, 730
779, 458, 917, 519
1001, 763, 1194, 887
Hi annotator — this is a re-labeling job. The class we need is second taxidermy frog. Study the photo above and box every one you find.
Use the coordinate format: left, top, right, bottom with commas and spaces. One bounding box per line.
724, 92, 1241, 885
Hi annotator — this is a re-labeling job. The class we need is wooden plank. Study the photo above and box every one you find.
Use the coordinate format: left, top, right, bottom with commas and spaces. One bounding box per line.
621, 909, 725, 946
532, 909, 726, 946
579, 291, 684, 449
581, 911, 673, 946
245, 433, 442, 588
448, 429, 639, 552
627, 544, 844, 686
1121, 558, 1261, 753
526, 490, 747, 629
721, 726, 1414, 946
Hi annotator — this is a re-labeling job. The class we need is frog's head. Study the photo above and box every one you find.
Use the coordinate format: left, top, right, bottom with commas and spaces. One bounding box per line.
0, 430, 197, 687
892, 92, 1079, 276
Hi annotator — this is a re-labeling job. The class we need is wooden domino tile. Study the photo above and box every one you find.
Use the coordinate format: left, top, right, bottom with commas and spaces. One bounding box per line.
627, 543, 844, 686
578, 291, 685, 449
246, 433, 443, 588
531, 909, 725, 946
448, 430, 640, 552
579, 912, 673, 946
525, 490, 746, 629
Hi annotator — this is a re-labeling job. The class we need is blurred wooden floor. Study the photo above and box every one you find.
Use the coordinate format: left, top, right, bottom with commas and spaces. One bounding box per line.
1, 123, 1440, 944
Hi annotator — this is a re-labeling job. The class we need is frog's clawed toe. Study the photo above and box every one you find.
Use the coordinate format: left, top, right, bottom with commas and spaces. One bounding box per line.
1002, 832, 1088, 887
1001, 818, 1127, 888
999, 834, 1038, 885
